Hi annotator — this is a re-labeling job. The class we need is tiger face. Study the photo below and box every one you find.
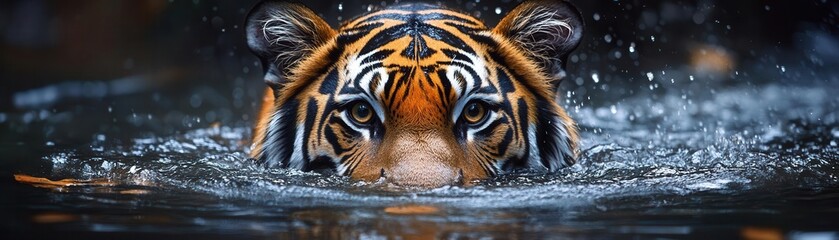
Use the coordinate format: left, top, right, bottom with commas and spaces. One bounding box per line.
246, 0, 583, 187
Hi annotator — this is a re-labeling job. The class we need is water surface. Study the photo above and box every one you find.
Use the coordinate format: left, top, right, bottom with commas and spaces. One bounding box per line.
4, 81, 838, 238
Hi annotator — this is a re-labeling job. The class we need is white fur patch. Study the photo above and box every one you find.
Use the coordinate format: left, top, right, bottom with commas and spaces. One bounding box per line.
288, 125, 306, 169
526, 125, 545, 171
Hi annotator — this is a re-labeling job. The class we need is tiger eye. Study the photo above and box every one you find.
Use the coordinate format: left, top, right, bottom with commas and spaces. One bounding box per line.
351, 102, 372, 124
463, 102, 486, 124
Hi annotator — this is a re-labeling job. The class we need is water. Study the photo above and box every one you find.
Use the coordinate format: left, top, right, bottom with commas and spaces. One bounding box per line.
3, 80, 838, 238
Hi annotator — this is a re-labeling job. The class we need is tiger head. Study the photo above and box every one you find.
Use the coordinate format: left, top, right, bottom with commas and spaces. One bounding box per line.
246, 0, 583, 187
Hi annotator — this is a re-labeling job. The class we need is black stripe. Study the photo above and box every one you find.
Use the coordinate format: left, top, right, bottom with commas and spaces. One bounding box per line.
338, 49, 394, 96
324, 116, 355, 157
440, 49, 474, 64
301, 98, 318, 170
268, 98, 298, 168
440, 61, 484, 91
496, 67, 517, 93
358, 17, 475, 57
473, 116, 503, 137
443, 21, 484, 33
487, 50, 546, 102
337, 22, 384, 45
436, 69, 453, 106
444, 22, 498, 48
319, 68, 339, 94
516, 98, 530, 169
497, 127, 513, 157
536, 101, 574, 170
536, 100, 554, 169
402, 24, 438, 59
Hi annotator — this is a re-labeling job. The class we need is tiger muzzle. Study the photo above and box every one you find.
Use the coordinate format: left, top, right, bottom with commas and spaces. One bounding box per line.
378, 130, 464, 187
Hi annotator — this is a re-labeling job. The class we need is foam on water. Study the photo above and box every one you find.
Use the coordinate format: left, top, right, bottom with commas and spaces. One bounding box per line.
41, 83, 838, 213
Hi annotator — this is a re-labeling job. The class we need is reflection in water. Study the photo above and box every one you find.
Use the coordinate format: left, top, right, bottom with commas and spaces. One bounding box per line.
289, 208, 532, 239
31, 213, 79, 224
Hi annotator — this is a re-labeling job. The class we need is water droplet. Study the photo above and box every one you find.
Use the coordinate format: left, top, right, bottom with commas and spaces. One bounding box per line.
646, 72, 654, 81
629, 42, 636, 53
591, 73, 600, 83
593, 13, 601, 21
494, 7, 501, 15
190, 94, 203, 108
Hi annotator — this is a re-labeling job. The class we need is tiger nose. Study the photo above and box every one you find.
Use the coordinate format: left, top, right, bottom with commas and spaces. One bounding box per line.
383, 132, 462, 187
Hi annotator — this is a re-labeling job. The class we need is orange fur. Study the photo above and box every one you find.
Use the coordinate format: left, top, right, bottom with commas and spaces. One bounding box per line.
247, 1, 583, 187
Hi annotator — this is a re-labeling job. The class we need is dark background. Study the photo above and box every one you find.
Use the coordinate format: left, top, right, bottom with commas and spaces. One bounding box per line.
1, 0, 837, 146
1, 2, 837, 238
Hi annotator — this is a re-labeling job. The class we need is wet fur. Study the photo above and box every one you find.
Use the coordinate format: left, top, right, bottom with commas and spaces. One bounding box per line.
246, 0, 584, 187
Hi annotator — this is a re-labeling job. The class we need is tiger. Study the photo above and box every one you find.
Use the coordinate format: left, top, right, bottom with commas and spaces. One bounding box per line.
245, 0, 584, 187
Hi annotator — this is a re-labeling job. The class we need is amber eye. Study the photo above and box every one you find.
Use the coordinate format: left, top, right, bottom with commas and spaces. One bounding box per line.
462, 101, 487, 125
350, 102, 373, 124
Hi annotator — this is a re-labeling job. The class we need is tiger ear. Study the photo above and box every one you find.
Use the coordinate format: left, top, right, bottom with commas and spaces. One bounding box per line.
246, 1, 335, 88
494, 0, 583, 87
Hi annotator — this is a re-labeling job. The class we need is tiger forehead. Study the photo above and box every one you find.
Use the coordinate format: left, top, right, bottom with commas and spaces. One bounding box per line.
336, 5, 489, 56
341, 5, 486, 30
330, 4, 499, 123
335, 4, 493, 79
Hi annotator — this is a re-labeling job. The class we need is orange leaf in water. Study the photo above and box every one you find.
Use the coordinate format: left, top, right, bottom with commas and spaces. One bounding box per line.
14, 174, 115, 189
